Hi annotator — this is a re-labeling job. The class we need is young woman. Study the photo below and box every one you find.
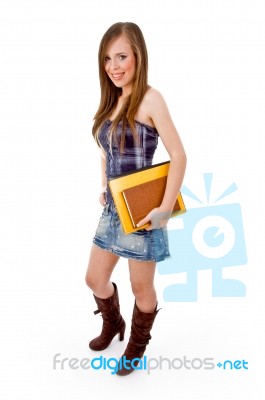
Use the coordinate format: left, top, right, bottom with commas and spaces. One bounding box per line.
85, 22, 186, 376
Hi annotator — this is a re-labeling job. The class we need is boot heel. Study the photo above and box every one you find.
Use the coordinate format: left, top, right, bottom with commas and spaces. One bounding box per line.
89, 282, 125, 351
119, 326, 125, 341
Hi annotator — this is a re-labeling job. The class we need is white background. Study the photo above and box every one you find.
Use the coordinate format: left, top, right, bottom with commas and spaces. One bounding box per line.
0, 0, 264, 398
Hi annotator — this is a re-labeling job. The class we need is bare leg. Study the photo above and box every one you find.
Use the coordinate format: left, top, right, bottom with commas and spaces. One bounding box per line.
128, 259, 157, 312
85, 244, 120, 298
86, 244, 125, 351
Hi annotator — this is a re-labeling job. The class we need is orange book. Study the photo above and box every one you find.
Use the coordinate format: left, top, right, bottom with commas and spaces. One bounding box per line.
108, 161, 186, 234
122, 176, 184, 227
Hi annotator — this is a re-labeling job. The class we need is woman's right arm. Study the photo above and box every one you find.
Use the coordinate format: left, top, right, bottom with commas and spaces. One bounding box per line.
99, 148, 107, 206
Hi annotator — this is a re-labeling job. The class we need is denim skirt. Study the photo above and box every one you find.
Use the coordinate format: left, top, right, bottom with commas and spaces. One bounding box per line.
93, 203, 170, 262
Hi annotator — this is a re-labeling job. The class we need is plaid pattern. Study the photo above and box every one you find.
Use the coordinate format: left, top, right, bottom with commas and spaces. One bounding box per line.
98, 120, 159, 206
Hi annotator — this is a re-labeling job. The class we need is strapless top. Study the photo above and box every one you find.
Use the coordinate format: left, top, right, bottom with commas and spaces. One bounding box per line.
98, 119, 159, 206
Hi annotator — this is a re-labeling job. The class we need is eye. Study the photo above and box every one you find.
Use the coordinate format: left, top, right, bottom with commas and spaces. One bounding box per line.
104, 56, 110, 62
118, 55, 127, 60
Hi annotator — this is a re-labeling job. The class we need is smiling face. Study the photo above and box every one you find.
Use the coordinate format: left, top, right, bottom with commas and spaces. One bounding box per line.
104, 35, 136, 96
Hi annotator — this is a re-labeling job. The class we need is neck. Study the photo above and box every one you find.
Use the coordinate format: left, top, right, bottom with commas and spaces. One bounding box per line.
121, 85, 132, 98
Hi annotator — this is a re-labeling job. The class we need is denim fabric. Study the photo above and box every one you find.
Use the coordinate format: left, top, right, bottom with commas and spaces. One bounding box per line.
93, 203, 170, 262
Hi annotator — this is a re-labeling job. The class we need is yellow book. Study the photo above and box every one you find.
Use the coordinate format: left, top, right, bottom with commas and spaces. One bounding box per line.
108, 161, 186, 234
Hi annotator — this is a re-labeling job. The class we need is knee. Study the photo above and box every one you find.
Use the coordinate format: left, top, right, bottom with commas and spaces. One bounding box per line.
85, 272, 110, 295
85, 272, 97, 291
130, 280, 154, 299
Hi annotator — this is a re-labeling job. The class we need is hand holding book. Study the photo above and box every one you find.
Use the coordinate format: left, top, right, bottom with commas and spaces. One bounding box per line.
108, 161, 186, 234
136, 206, 173, 230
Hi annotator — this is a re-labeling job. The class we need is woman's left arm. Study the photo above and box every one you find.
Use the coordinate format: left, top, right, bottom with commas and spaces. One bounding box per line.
137, 89, 187, 230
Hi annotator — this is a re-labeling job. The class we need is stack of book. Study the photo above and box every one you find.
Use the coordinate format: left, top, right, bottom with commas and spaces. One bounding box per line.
108, 161, 186, 234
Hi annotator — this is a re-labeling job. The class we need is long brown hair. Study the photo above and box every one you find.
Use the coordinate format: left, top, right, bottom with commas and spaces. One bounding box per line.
92, 22, 149, 152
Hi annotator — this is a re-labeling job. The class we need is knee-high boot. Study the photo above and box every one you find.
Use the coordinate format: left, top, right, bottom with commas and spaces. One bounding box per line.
89, 282, 126, 351
116, 302, 160, 376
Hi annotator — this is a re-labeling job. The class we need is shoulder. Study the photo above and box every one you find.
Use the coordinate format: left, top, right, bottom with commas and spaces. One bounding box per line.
136, 87, 166, 125
135, 87, 169, 127
144, 87, 166, 106
143, 87, 168, 116
142, 87, 169, 120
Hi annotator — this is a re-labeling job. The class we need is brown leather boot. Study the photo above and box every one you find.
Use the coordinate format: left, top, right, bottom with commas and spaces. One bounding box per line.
89, 282, 126, 351
116, 302, 160, 376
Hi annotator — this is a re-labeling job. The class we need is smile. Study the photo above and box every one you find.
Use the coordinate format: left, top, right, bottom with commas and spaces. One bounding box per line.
112, 73, 124, 80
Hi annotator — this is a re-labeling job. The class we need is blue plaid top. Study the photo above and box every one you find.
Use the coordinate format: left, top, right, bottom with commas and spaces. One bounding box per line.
98, 119, 159, 206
